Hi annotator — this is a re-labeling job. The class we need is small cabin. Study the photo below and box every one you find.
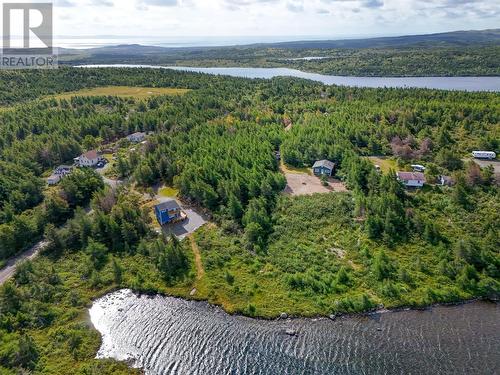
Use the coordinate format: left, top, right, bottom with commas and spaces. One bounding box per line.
397, 171, 426, 188
472, 151, 496, 160
154, 200, 182, 226
312, 160, 335, 177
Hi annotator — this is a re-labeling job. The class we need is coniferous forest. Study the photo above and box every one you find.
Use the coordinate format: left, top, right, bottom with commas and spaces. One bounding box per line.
0, 67, 498, 373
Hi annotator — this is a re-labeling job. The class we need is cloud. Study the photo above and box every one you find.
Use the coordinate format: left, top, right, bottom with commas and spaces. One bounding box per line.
316, 8, 330, 14
363, 0, 383, 8
54, 0, 76, 7
89, 0, 114, 6
319, 0, 383, 8
287, 1, 304, 12
139, 0, 178, 6
224, 0, 280, 11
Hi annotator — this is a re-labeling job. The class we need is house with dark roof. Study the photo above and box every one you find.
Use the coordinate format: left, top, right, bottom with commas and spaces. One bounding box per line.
397, 171, 426, 188
312, 160, 335, 177
154, 200, 182, 226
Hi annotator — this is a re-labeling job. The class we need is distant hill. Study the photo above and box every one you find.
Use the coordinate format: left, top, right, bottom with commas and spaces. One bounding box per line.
60, 29, 500, 58
259, 29, 500, 49
58, 29, 500, 77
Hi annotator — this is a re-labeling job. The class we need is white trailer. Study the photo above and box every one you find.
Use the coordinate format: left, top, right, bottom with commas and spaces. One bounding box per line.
472, 151, 496, 160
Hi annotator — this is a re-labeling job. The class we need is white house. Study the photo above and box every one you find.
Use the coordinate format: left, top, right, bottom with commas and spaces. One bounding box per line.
74, 150, 100, 167
126, 132, 146, 143
397, 171, 426, 188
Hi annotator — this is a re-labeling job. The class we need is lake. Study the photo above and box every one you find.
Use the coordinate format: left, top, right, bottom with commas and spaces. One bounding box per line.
90, 289, 500, 375
77, 65, 500, 91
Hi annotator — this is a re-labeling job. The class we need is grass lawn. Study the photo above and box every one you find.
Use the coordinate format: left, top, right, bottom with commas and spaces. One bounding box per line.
367, 156, 398, 173
158, 186, 179, 198
51, 86, 190, 100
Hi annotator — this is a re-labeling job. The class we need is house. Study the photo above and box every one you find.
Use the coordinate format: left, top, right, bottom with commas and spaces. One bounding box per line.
47, 174, 62, 185
74, 150, 100, 167
54, 165, 73, 175
126, 132, 147, 143
397, 171, 426, 188
47, 165, 73, 185
312, 160, 335, 177
439, 175, 454, 186
154, 200, 182, 226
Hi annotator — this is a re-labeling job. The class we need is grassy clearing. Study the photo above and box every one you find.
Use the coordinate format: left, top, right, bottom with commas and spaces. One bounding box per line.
51, 86, 190, 100
367, 156, 398, 173
158, 186, 179, 198
280, 159, 311, 175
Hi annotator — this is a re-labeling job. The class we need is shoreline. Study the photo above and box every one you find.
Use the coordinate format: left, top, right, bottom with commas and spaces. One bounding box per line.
72, 64, 500, 92
88, 286, 500, 322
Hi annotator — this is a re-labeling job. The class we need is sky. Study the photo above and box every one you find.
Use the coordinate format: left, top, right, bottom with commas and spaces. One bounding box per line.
5, 0, 500, 42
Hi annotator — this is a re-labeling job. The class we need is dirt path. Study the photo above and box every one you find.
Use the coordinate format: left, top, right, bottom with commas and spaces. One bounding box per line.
188, 234, 204, 280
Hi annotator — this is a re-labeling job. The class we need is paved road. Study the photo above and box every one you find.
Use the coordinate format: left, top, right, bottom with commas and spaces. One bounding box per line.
0, 240, 48, 285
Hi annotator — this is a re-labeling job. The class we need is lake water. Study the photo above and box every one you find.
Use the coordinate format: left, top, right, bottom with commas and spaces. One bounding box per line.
89, 289, 500, 375
77, 65, 500, 91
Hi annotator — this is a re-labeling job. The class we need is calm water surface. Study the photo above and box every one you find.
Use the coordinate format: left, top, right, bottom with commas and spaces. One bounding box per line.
78, 64, 500, 91
90, 289, 500, 375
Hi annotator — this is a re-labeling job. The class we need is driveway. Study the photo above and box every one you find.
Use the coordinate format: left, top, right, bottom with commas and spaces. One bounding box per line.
156, 197, 208, 240
284, 172, 347, 196
469, 158, 500, 174
95, 162, 122, 188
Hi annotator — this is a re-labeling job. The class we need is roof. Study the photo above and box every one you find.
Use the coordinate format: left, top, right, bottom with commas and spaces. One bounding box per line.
82, 150, 98, 160
440, 175, 454, 184
397, 171, 426, 181
313, 159, 335, 170
128, 132, 146, 138
155, 200, 181, 211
